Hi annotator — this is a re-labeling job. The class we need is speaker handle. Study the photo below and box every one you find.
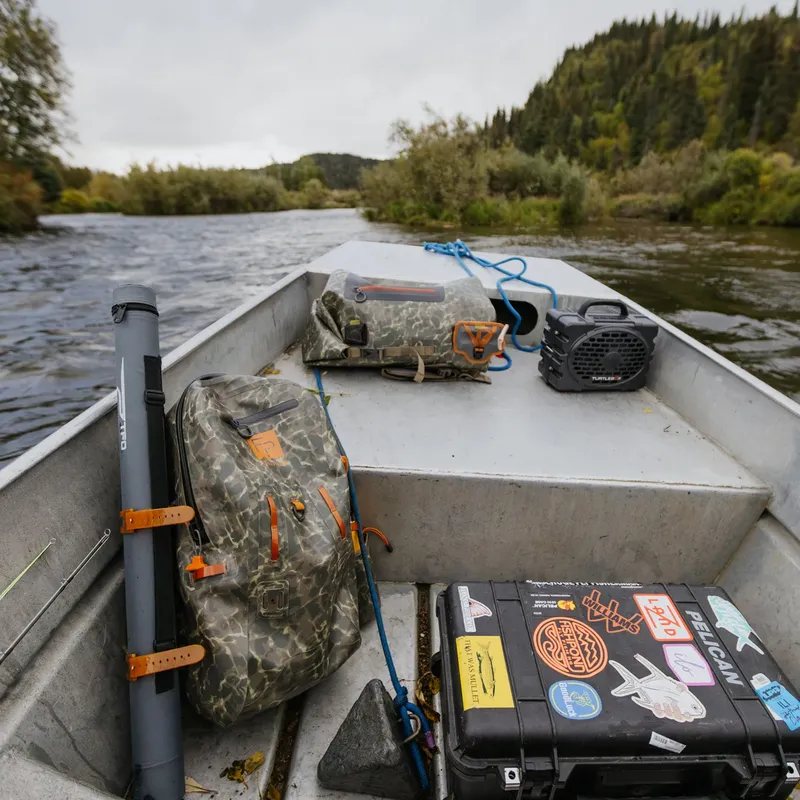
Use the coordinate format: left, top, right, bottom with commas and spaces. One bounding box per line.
578, 299, 629, 318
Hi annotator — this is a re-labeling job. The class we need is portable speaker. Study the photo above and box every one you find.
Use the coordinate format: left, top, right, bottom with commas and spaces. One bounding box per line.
538, 300, 658, 391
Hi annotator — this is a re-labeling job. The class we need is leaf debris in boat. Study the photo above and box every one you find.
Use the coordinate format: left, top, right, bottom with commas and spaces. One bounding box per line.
219, 749, 265, 788
185, 775, 215, 794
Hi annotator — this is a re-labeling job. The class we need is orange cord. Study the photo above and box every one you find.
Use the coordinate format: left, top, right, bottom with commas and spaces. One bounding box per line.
362, 527, 393, 552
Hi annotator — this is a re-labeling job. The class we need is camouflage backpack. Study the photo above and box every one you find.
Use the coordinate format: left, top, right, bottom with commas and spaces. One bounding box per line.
167, 374, 372, 727
302, 270, 507, 381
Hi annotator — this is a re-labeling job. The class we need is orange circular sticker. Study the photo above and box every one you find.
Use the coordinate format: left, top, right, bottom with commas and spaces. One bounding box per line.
533, 617, 608, 678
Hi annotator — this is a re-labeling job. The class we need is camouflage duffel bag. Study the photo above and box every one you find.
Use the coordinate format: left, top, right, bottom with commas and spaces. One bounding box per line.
302, 270, 508, 381
168, 374, 372, 727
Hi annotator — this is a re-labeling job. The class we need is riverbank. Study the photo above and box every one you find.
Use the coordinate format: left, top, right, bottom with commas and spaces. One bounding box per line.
360, 119, 800, 229
0, 158, 363, 233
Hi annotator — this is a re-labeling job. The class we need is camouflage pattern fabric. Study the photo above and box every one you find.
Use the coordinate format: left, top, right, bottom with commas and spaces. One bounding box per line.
302, 270, 503, 378
167, 374, 372, 727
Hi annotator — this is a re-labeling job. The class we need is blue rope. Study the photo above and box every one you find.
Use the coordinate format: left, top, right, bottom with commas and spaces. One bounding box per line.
314, 368, 432, 792
422, 240, 558, 359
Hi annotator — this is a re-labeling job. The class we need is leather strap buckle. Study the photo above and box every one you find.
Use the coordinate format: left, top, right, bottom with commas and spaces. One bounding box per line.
126, 644, 205, 681
120, 505, 195, 534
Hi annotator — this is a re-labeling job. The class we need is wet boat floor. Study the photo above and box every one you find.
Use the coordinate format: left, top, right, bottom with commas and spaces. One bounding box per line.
182, 582, 429, 800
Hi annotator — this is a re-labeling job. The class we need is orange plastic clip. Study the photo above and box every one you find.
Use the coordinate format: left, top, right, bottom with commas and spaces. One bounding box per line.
121, 505, 194, 534
185, 555, 227, 581
127, 644, 205, 681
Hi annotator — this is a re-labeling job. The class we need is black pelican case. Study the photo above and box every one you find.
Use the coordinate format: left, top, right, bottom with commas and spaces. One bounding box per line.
435, 582, 800, 799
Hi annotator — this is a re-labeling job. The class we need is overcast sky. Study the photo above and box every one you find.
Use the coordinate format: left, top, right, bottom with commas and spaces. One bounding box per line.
40, 0, 797, 173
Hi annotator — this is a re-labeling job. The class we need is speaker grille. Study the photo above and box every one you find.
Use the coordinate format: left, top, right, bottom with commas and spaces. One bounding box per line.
570, 329, 649, 383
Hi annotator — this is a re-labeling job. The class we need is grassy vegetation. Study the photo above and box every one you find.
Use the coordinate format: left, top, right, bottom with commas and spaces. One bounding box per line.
40, 164, 361, 218
360, 115, 800, 228
0, 164, 42, 232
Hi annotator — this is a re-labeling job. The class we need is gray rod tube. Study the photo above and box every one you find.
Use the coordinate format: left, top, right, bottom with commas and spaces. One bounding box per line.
113, 285, 184, 800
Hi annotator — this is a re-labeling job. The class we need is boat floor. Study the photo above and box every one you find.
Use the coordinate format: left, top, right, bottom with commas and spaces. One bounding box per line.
183, 582, 424, 800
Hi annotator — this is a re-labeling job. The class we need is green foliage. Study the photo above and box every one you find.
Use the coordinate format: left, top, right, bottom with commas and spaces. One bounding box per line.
724, 148, 763, 188
87, 171, 125, 206
0, 0, 69, 163
484, 10, 800, 165
703, 186, 760, 225
122, 164, 289, 216
610, 193, 689, 221
304, 153, 379, 189
59, 164, 92, 190
53, 187, 90, 213
300, 177, 327, 209
0, 162, 41, 231
559, 169, 588, 224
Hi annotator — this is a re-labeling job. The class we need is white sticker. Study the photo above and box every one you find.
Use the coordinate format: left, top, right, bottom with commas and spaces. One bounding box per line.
634, 594, 693, 642
649, 731, 686, 754
751, 672, 770, 690
457, 585, 492, 633
610, 654, 706, 723
117, 357, 127, 451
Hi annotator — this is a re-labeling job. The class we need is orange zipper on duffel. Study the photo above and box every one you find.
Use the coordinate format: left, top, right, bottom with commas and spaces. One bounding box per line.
318, 487, 346, 539
267, 495, 279, 560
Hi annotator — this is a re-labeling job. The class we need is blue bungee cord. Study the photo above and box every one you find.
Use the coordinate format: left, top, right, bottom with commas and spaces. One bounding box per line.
314, 368, 433, 792
423, 240, 558, 368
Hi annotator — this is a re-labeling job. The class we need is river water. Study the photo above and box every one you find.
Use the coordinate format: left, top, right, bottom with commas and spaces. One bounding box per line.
1, 208, 798, 464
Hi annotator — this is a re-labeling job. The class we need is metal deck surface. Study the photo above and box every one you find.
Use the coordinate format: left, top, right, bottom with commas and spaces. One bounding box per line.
285, 582, 418, 800
274, 347, 764, 493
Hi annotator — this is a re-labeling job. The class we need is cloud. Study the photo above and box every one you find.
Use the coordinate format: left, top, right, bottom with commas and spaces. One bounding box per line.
39, 0, 798, 172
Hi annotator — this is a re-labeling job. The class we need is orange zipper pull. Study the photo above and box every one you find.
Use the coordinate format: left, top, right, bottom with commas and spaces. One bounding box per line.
186, 554, 227, 581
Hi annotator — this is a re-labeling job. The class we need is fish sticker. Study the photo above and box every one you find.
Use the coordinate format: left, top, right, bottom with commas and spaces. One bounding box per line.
610, 654, 706, 723
458, 586, 492, 633
708, 596, 764, 655
476, 641, 496, 696
455, 636, 514, 710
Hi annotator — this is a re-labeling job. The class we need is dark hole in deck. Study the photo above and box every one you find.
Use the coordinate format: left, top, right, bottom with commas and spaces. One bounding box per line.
491, 299, 538, 336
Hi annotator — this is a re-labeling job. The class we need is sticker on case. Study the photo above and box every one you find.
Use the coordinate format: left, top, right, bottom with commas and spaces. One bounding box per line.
582, 589, 643, 634
649, 731, 686, 754
533, 617, 608, 679
530, 596, 577, 615
708, 596, 764, 654
548, 681, 603, 720
634, 594, 693, 642
751, 674, 800, 731
458, 585, 492, 633
610, 654, 706, 723
456, 636, 514, 710
663, 644, 715, 686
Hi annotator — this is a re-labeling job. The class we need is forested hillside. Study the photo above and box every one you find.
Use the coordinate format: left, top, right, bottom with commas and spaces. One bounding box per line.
485, 7, 800, 166
262, 153, 379, 190
363, 8, 800, 228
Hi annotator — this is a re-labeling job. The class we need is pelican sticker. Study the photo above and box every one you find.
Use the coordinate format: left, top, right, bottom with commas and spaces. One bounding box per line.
117, 357, 127, 451
458, 585, 493, 633
456, 636, 514, 710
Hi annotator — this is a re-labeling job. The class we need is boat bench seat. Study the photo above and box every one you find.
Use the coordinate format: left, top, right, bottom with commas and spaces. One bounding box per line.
272, 341, 770, 587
